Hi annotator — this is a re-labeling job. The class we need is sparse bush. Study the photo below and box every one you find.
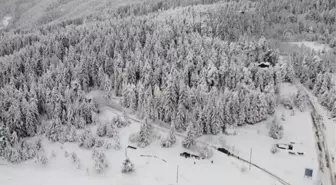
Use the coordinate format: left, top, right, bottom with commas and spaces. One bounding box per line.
94, 138, 104, 148
5, 147, 21, 163
129, 133, 140, 143
291, 109, 295, 116
160, 129, 176, 148
271, 145, 279, 154
36, 153, 48, 165
78, 129, 95, 149
71, 152, 78, 163
51, 150, 56, 158
76, 160, 81, 169
121, 158, 134, 173
104, 141, 113, 150
35, 138, 42, 151
92, 150, 109, 173
294, 88, 307, 112
96, 123, 106, 137
197, 145, 214, 159
64, 151, 69, 157
58, 127, 67, 144
106, 123, 117, 138
19, 140, 38, 161
114, 115, 128, 128
281, 96, 293, 110
46, 120, 63, 142
66, 126, 77, 142
281, 112, 286, 121
113, 134, 121, 150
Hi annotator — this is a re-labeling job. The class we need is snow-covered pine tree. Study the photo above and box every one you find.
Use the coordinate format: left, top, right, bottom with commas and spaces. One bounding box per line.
122, 110, 131, 126
163, 74, 177, 122
121, 84, 131, 108
128, 84, 138, 113
138, 118, 152, 148
161, 122, 176, 148
78, 129, 95, 149
182, 122, 196, 149
313, 73, 323, 96
318, 74, 329, 97
281, 112, 286, 121
224, 98, 233, 125
105, 122, 117, 138
269, 116, 284, 140
96, 122, 106, 137
331, 102, 336, 118
258, 93, 268, 121
121, 158, 134, 173
66, 126, 77, 142
237, 102, 246, 126
46, 119, 62, 142
104, 75, 113, 100
294, 88, 307, 112
175, 103, 187, 132
266, 93, 276, 115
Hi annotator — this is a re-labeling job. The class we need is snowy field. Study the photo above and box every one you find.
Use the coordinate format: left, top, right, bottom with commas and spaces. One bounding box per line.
288, 41, 331, 52
0, 85, 322, 185
0, 83, 324, 185
0, 104, 280, 185
0, 16, 11, 30
200, 83, 320, 185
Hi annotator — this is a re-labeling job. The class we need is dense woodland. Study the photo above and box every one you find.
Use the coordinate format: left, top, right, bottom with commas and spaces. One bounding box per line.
0, 0, 335, 163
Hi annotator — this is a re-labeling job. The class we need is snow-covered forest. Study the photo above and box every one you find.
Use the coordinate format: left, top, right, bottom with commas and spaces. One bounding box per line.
0, 0, 335, 184
0, 0, 335, 161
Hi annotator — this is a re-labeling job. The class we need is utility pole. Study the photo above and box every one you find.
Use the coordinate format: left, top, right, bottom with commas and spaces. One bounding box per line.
249, 148, 252, 171
125, 145, 137, 159
176, 165, 179, 183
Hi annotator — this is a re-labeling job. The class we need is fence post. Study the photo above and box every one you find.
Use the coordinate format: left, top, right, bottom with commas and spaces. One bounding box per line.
176, 165, 179, 183
249, 148, 252, 171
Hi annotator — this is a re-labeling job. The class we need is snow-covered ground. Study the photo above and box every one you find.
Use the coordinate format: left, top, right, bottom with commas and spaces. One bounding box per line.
0, 85, 328, 185
0, 16, 11, 29
0, 106, 279, 185
200, 83, 320, 185
289, 41, 331, 52
303, 87, 336, 185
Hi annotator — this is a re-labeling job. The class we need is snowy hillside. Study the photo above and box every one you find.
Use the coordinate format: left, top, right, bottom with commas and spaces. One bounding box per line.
0, 102, 279, 185
1, 0, 336, 185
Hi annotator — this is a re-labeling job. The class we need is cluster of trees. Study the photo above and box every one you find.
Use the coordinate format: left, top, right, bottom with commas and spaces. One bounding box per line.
0, 126, 43, 163
5, 0, 336, 161
0, 0, 287, 144
0, 0, 335, 167
291, 49, 336, 117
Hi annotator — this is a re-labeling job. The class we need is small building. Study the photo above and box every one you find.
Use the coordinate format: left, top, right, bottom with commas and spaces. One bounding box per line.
258, 62, 270, 68
180, 152, 191, 158
304, 168, 313, 179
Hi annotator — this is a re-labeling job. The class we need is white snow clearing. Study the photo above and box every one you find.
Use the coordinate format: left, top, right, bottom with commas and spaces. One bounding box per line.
199, 82, 320, 185
0, 106, 279, 185
288, 41, 331, 52
0, 16, 11, 29
303, 87, 336, 185
0, 87, 326, 185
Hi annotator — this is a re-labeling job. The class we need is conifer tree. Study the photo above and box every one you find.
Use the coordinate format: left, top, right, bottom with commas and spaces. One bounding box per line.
182, 122, 196, 149
138, 118, 152, 148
